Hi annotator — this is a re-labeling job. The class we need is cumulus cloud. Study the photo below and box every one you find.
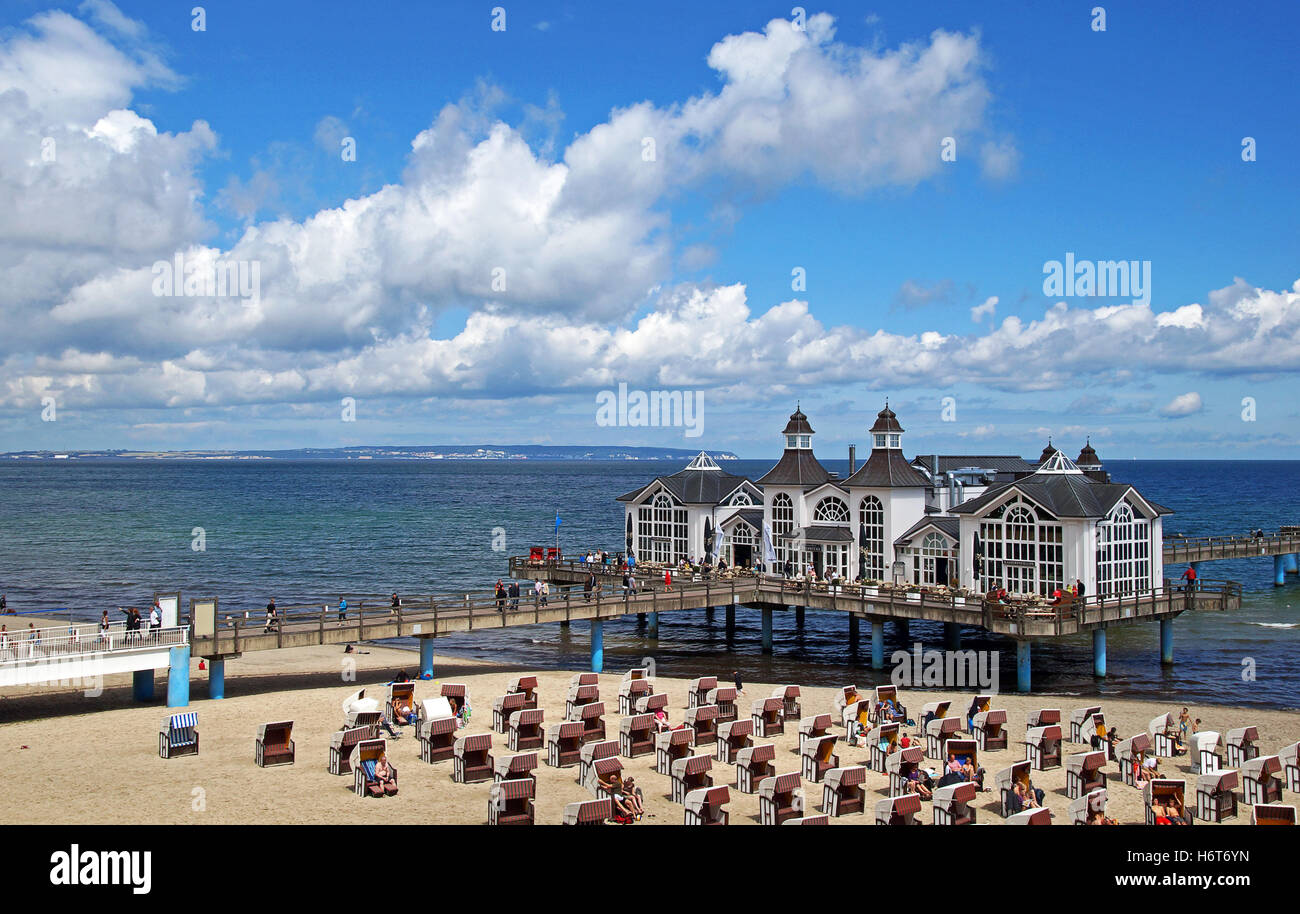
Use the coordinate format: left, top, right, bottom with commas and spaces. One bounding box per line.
1159, 392, 1203, 418
970, 295, 997, 322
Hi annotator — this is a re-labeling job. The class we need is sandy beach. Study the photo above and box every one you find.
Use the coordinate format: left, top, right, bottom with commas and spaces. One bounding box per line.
1, 640, 1296, 825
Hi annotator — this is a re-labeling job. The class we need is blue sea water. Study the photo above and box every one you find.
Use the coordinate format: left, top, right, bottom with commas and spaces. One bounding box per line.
0, 458, 1297, 708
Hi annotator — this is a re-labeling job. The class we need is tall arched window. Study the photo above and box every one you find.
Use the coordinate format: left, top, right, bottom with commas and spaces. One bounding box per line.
637, 491, 687, 564
728, 523, 756, 567
813, 496, 850, 523
1097, 500, 1150, 595
859, 496, 884, 581
914, 531, 954, 585
771, 493, 794, 565
979, 496, 1062, 595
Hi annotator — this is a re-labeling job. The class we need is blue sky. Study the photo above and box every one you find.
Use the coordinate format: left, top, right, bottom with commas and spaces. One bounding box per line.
2, 0, 1298, 458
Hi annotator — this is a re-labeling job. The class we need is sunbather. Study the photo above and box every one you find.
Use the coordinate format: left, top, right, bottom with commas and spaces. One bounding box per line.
600, 771, 643, 820
1150, 798, 1188, 825
1136, 755, 1159, 783
652, 707, 670, 732
373, 753, 398, 796
904, 766, 933, 800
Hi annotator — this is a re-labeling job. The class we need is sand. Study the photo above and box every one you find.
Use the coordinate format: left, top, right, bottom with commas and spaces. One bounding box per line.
1, 642, 1296, 825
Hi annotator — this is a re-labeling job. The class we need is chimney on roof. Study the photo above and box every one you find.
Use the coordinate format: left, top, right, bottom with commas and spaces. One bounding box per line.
848, 444, 856, 475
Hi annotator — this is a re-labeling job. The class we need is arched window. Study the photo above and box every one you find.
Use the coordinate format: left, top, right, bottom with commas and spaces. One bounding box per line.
1097, 500, 1150, 596
636, 490, 687, 564
728, 523, 756, 567
731, 492, 752, 506
979, 496, 1062, 595
813, 496, 850, 523
858, 496, 885, 581
771, 493, 795, 565
913, 531, 954, 585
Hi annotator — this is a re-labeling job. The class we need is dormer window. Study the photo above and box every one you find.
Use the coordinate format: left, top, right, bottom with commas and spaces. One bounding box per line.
787, 435, 799, 449
874, 434, 887, 448
889, 434, 900, 449
799, 435, 811, 449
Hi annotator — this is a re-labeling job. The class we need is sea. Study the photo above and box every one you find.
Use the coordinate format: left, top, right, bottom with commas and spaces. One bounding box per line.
0, 458, 1297, 709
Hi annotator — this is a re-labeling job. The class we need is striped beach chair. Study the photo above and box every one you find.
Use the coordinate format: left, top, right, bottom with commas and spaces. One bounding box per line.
566, 679, 600, 718
506, 675, 539, 710
671, 753, 714, 803
493, 691, 528, 733
386, 682, 416, 725
1195, 769, 1238, 822
758, 772, 802, 825
774, 685, 801, 720
1026, 708, 1061, 731
684, 785, 729, 825
1241, 755, 1283, 806
822, 765, 867, 817
1069, 705, 1102, 744
866, 722, 899, 772
995, 761, 1032, 817
453, 734, 494, 784
716, 718, 753, 764
1025, 725, 1063, 770
1280, 742, 1300, 793
618, 669, 653, 715
440, 683, 470, 726
619, 713, 655, 759
330, 725, 370, 775
1148, 713, 1178, 758
933, 781, 979, 825
417, 714, 459, 764
1144, 778, 1191, 825
1226, 726, 1261, 768
1006, 807, 1053, 824
782, 815, 828, 825
350, 738, 389, 797
687, 676, 717, 709
972, 709, 1009, 752
875, 793, 922, 825
488, 777, 535, 825
508, 708, 545, 752
579, 739, 620, 786
1251, 803, 1297, 825
159, 712, 199, 759
576, 701, 606, 744
1116, 733, 1151, 787
1189, 730, 1221, 775
634, 692, 669, 715
831, 685, 859, 724
736, 743, 776, 794
1066, 750, 1108, 799
886, 745, 924, 797
493, 751, 538, 786
870, 686, 906, 725
685, 704, 719, 746
562, 796, 611, 825
656, 727, 695, 775
798, 714, 833, 753
706, 685, 737, 723
1069, 787, 1108, 825
546, 721, 584, 768
752, 696, 784, 737
925, 715, 961, 759
586, 756, 624, 797
254, 720, 294, 767
801, 734, 839, 783
920, 700, 950, 730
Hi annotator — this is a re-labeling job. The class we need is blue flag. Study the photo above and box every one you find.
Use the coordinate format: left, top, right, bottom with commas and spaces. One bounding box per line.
555, 512, 562, 528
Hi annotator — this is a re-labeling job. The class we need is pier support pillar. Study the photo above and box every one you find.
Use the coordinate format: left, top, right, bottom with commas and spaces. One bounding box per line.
1092, 628, 1107, 678
871, 621, 884, 671
208, 657, 226, 699
133, 669, 154, 702
637, 613, 645, 624
795, 607, 805, 627
1276, 556, 1287, 586
647, 612, 659, 639
1160, 618, 1174, 665
761, 609, 773, 654
1016, 641, 1032, 693
706, 606, 715, 622
848, 614, 859, 651
418, 637, 434, 680
561, 620, 571, 629
895, 619, 909, 641
944, 623, 962, 651
1286, 553, 1299, 574
725, 604, 735, 634
590, 620, 604, 673
167, 645, 190, 708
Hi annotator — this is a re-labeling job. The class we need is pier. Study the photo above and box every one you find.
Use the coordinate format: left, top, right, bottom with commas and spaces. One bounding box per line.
1162, 531, 1300, 585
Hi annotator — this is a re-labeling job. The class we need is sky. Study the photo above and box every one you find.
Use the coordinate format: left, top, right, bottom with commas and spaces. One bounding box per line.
1, 0, 1298, 459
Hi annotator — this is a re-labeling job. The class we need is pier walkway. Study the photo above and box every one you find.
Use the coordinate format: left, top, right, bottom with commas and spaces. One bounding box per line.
1163, 531, 1300, 584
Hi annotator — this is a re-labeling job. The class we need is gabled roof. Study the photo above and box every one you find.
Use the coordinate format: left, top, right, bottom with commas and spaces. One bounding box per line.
843, 448, 930, 488
721, 508, 765, 530
757, 448, 832, 489
948, 471, 1173, 520
616, 455, 752, 505
894, 516, 961, 547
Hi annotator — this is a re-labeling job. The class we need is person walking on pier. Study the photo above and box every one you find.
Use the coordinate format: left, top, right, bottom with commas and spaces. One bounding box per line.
149, 602, 161, 641
664, 568, 673, 591
508, 580, 520, 611
264, 597, 280, 634
337, 597, 348, 624
495, 580, 507, 613
533, 579, 543, 607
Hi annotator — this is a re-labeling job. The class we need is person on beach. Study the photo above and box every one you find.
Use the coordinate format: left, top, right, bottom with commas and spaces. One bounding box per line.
733, 671, 744, 696
373, 753, 398, 796
599, 769, 643, 820
652, 707, 670, 732
337, 597, 348, 624
1178, 707, 1190, 739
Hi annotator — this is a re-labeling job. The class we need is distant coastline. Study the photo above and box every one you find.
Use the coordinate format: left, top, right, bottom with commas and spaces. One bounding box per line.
0, 444, 740, 461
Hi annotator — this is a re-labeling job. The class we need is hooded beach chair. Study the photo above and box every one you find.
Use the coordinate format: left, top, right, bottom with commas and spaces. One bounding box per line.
546, 721, 584, 768
866, 722, 900, 773
506, 675, 539, 710
1226, 726, 1260, 768
1251, 803, 1297, 825
965, 694, 992, 731
1195, 769, 1238, 822
926, 715, 962, 760
875, 793, 922, 825
758, 772, 803, 825
1069, 705, 1102, 744
493, 691, 528, 733
586, 756, 625, 798
920, 700, 951, 734
684, 785, 730, 825
453, 733, 494, 784
1026, 708, 1061, 730
753, 696, 785, 737
672, 753, 714, 803
706, 685, 738, 722
562, 796, 611, 825
688, 676, 718, 709
1188, 730, 1221, 775
886, 745, 924, 797
685, 704, 719, 746
821, 765, 867, 817
417, 706, 459, 763
1025, 725, 1063, 770
578, 739, 619, 787
387, 682, 416, 726
255, 720, 294, 767
1006, 807, 1052, 824
736, 743, 776, 794
350, 738, 389, 798
774, 685, 802, 720
488, 777, 535, 825
996, 761, 1032, 817
1065, 750, 1108, 799
493, 751, 538, 786
618, 668, 653, 715
1241, 754, 1283, 806
1069, 787, 1108, 825
798, 714, 834, 753
566, 680, 600, 718
1279, 742, 1300, 793
832, 685, 859, 724
842, 699, 873, 743
717, 718, 754, 763
972, 709, 1009, 752
159, 712, 199, 760
944, 739, 980, 791
330, 725, 370, 775
620, 713, 656, 759
801, 734, 839, 783
635, 692, 669, 715
1116, 733, 1151, 787
1144, 778, 1191, 825
656, 727, 695, 775
1148, 713, 1177, 758
440, 683, 469, 724
508, 708, 545, 752
342, 690, 382, 735
575, 701, 606, 743
933, 781, 978, 825
871, 686, 907, 725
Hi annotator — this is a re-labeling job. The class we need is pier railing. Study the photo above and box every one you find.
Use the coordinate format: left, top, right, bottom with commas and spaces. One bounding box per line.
0, 624, 188, 664
1164, 532, 1300, 563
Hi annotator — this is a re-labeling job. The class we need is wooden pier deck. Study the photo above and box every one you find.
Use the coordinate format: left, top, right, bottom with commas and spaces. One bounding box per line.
1163, 531, 1300, 564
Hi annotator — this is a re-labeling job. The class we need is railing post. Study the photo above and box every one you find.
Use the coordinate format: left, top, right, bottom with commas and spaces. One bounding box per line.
233, 616, 241, 654
358, 605, 364, 642
319, 606, 325, 645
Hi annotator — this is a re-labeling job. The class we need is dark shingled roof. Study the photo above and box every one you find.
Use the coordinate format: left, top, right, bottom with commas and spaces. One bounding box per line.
724, 508, 765, 530
782, 406, 815, 436
757, 448, 832, 489
911, 455, 1036, 475
1036, 441, 1057, 464
948, 471, 1173, 519
843, 448, 930, 488
869, 404, 903, 434
616, 466, 752, 505
1076, 439, 1101, 467
894, 516, 960, 547
780, 525, 854, 543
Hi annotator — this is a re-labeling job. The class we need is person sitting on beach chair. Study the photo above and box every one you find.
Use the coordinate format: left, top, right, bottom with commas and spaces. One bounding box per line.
359, 751, 398, 797
653, 707, 671, 733
903, 765, 933, 800
1150, 797, 1188, 825
599, 770, 643, 821
1010, 778, 1046, 812
1136, 754, 1160, 783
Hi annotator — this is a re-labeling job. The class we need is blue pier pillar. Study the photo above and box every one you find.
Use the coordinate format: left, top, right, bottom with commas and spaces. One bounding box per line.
590, 620, 604, 673
795, 607, 805, 627
871, 621, 884, 671
1275, 556, 1287, 586
208, 657, 226, 699
1286, 553, 1299, 575
895, 619, 909, 641
1160, 618, 1174, 665
133, 669, 154, 702
761, 608, 773, 654
849, 614, 859, 651
944, 623, 962, 651
419, 637, 434, 680
1016, 641, 1032, 693
1092, 628, 1107, 678
647, 612, 659, 639
167, 645, 190, 708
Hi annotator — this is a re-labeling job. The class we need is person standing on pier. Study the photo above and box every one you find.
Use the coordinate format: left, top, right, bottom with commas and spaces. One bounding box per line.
533, 579, 543, 606
264, 597, 279, 634
1180, 565, 1197, 592
508, 580, 520, 611
337, 597, 348, 624
664, 568, 673, 591
495, 580, 507, 613
583, 573, 595, 602
149, 602, 161, 641
390, 592, 401, 614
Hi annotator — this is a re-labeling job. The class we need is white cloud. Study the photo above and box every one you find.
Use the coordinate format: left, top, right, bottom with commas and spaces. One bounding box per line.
970, 295, 997, 322
1159, 392, 1203, 418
